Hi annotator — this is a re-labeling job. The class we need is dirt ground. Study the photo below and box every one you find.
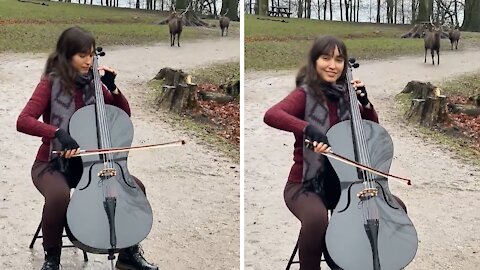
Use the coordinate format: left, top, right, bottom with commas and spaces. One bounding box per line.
245, 50, 480, 269
0, 38, 240, 269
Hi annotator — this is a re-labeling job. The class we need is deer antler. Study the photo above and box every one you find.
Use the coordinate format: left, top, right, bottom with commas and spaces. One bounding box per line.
180, 2, 191, 15
223, 8, 229, 17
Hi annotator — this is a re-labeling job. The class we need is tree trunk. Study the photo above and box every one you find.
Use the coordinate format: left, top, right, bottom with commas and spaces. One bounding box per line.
340, 0, 343, 21
259, 0, 268, 16
463, 0, 480, 32
416, 0, 432, 23
376, 0, 380, 23
298, 0, 304, 18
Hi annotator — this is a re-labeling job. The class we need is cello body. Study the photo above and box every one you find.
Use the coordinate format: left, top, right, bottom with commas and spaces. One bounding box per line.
66, 103, 153, 253
325, 120, 418, 270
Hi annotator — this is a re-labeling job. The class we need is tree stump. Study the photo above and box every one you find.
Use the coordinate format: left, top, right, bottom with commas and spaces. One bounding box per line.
403, 81, 450, 127
401, 80, 440, 99
155, 83, 198, 113
154, 67, 189, 87
153, 67, 198, 113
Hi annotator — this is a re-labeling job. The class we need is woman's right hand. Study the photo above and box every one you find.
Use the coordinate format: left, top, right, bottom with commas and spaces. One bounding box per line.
55, 129, 80, 158
313, 141, 331, 153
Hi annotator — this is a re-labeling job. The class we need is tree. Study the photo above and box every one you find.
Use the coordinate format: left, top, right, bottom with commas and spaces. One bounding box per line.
415, 0, 433, 23
463, 0, 480, 31
221, 0, 239, 20
258, 0, 268, 15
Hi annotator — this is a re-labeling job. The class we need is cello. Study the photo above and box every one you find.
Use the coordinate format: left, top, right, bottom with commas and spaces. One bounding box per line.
65, 47, 153, 267
314, 58, 418, 270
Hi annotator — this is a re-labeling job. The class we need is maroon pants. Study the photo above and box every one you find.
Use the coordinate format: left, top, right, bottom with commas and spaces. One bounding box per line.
284, 182, 407, 270
31, 160, 146, 250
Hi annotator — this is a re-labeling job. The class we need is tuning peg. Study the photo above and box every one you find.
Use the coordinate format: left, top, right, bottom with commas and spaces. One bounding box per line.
349, 58, 356, 64
98, 51, 106, 56
96, 47, 103, 52
352, 63, 359, 68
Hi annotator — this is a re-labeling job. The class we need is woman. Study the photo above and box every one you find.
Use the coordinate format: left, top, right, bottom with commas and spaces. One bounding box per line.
16, 26, 158, 270
263, 35, 407, 270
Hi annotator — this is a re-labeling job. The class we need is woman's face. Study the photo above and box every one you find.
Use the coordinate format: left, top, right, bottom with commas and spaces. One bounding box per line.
315, 46, 345, 84
71, 48, 94, 74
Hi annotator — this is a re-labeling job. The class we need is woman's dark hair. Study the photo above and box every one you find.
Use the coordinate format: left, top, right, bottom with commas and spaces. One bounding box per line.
295, 35, 348, 96
44, 26, 96, 93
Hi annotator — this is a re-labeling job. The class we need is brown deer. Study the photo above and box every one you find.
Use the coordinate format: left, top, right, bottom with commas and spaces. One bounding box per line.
448, 25, 460, 50
219, 9, 230, 37
168, 3, 190, 47
424, 20, 442, 65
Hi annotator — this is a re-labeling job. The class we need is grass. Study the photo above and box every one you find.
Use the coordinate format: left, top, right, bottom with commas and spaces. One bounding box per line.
191, 62, 240, 85
0, 0, 239, 53
395, 75, 480, 166
245, 14, 480, 70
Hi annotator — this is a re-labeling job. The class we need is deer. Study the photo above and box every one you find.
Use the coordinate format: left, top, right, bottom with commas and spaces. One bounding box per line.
448, 25, 460, 50
219, 9, 230, 37
424, 19, 442, 65
168, 3, 190, 47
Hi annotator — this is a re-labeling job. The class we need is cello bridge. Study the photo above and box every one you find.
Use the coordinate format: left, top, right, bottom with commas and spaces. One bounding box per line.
97, 168, 117, 178
357, 188, 378, 200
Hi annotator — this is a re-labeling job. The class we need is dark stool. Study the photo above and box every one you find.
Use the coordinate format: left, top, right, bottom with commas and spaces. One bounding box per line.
285, 239, 326, 270
29, 220, 88, 262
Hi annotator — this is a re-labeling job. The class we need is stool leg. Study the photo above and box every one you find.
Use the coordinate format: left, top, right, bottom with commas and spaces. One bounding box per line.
29, 221, 42, 249
82, 250, 88, 262
286, 240, 299, 270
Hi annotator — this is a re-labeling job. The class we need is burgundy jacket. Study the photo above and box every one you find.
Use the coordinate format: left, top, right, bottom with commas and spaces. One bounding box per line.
17, 76, 131, 162
263, 87, 379, 183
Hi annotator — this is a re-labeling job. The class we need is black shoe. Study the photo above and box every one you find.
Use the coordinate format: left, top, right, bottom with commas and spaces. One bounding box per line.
115, 244, 159, 270
40, 247, 61, 270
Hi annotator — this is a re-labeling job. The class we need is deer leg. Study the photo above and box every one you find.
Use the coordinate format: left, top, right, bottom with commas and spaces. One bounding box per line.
424, 49, 427, 63
456, 41, 458, 50
226, 27, 228, 36
170, 34, 173, 47
431, 49, 435, 65
436, 50, 440, 65
177, 33, 181, 47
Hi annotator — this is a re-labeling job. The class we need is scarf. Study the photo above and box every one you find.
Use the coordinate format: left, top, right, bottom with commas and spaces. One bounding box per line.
302, 82, 351, 202
49, 71, 96, 161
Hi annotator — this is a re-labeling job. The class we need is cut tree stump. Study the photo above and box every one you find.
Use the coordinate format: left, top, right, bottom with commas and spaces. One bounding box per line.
401, 80, 440, 99
155, 83, 198, 113
403, 81, 450, 127
153, 67, 198, 113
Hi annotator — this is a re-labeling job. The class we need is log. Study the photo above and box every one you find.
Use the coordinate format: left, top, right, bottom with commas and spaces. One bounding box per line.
220, 80, 240, 97
447, 103, 480, 117
198, 91, 234, 103
155, 83, 198, 113
469, 94, 480, 106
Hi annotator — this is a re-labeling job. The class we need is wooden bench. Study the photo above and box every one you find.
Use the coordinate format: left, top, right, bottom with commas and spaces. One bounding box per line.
268, 7, 292, 18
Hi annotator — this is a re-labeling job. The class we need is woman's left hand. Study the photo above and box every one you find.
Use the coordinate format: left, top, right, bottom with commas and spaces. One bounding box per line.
99, 66, 118, 92
351, 79, 370, 107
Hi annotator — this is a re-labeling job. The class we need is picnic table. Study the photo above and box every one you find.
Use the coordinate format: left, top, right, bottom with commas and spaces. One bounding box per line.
268, 6, 292, 18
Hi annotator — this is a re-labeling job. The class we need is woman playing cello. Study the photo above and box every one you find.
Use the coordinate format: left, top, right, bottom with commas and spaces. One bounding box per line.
263, 35, 409, 270
16, 26, 158, 270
